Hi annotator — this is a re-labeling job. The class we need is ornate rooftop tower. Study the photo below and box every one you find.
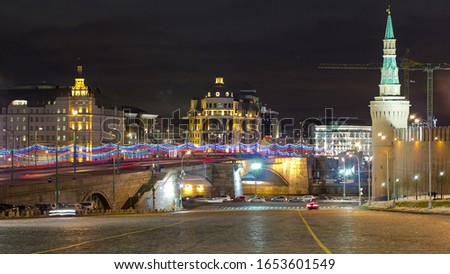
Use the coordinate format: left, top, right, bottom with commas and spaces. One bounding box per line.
370, 7, 410, 200
71, 58, 89, 97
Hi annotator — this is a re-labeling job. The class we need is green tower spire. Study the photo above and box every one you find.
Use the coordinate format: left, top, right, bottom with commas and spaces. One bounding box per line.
379, 6, 400, 89
384, 6, 395, 39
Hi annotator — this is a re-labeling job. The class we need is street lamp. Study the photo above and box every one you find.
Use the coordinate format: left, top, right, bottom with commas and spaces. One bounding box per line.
55, 123, 60, 209
385, 151, 390, 201
341, 157, 346, 198
349, 154, 361, 207
367, 156, 373, 206
3, 129, 15, 185
181, 150, 192, 176
394, 178, 399, 208
112, 149, 116, 211
414, 175, 419, 200
34, 127, 43, 166
439, 171, 445, 200
395, 178, 399, 200
427, 126, 432, 209
251, 162, 262, 196
72, 110, 78, 179
179, 150, 192, 208
378, 133, 390, 201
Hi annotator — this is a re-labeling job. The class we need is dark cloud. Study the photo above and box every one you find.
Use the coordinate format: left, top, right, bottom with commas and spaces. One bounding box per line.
1, 0, 450, 124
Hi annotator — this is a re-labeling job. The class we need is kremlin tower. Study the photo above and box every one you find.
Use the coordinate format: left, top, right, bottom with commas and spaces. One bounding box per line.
370, 7, 410, 200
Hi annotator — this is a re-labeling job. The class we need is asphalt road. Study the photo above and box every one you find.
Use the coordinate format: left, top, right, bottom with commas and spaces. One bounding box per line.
1, 203, 449, 254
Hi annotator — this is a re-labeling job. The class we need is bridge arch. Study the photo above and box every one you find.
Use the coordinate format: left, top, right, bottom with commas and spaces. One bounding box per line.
241, 168, 290, 186
81, 190, 110, 210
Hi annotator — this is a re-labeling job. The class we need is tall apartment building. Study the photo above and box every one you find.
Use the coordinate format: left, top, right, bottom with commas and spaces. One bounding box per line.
0, 63, 156, 162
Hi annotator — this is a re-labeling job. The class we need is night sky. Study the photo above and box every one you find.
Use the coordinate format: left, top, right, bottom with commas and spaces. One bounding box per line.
2, 1, 450, 124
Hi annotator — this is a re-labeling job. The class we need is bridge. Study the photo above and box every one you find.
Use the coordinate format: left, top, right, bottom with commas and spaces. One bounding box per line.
0, 157, 313, 212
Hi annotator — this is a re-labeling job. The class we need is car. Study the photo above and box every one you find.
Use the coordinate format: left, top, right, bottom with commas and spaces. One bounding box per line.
318, 195, 336, 201
182, 196, 194, 202
15, 204, 41, 215
271, 196, 287, 202
49, 204, 78, 217
301, 195, 316, 202
233, 196, 248, 202
0, 204, 16, 216
288, 197, 303, 203
192, 195, 209, 202
212, 195, 232, 202
79, 201, 96, 210
34, 203, 56, 214
249, 196, 266, 203
306, 200, 319, 210
69, 203, 83, 213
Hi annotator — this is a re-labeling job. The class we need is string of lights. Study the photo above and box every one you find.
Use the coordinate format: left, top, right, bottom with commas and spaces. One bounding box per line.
0, 142, 334, 166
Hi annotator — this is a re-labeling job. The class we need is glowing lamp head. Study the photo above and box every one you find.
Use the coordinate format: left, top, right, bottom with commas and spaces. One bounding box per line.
251, 163, 262, 170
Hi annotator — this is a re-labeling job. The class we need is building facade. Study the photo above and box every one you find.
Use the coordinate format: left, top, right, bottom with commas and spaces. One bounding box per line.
0, 64, 156, 164
313, 118, 372, 156
188, 77, 261, 146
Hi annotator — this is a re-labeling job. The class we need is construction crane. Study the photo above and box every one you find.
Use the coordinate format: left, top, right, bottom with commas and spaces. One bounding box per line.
319, 56, 450, 125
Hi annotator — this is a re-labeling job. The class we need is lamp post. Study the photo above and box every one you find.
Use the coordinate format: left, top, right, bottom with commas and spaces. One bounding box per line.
251, 162, 262, 196
72, 110, 78, 179
439, 171, 445, 200
414, 175, 419, 200
156, 140, 160, 172
394, 178, 399, 208
34, 127, 43, 166
349, 154, 361, 207
151, 167, 156, 211
112, 150, 116, 211
427, 126, 432, 209
180, 150, 191, 208
55, 123, 60, 209
181, 150, 191, 175
385, 151, 390, 201
378, 133, 390, 201
341, 157, 346, 198
367, 156, 373, 206
3, 129, 15, 185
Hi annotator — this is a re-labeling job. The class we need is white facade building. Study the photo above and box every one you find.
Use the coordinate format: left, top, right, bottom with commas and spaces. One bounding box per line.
314, 122, 372, 156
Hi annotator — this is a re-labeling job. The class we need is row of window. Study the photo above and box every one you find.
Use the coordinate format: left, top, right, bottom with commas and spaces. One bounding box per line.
6, 115, 92, 123
6, 124, 91, 131
204, 110, 234, 116
206, 102, 233, 109
7, 116, 68, 123
3, 134, 90, 142
5, 107, 90, 114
